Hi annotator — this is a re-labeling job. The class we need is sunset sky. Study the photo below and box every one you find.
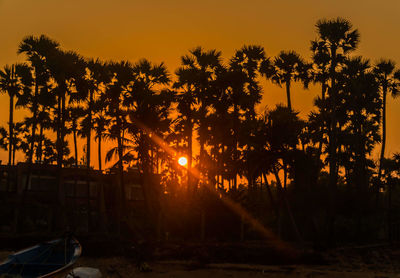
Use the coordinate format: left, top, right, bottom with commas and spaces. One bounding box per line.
1, 0, 400, 168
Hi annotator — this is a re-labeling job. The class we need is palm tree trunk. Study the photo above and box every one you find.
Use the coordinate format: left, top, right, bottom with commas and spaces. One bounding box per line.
98, 135, 102, 172
12, 141, 16, 166
286, 80, 292, 111
317, 83, 327, 158
116, 109, 126, 235
28, 81, 39, 165
37, 123, 44, 162
23, 80, 41, 229
60, 94, 66, 166
233, 104, 239, 191
73, 127, 78, 167
283, 162, 288, 190
327, 49, 338, 246
378, 89, 387, 183
87, 90, 93, 169
56, 92, 62, 167
8, 65, 15, 166
8, 92, 14, 166
187, 115, 193, 193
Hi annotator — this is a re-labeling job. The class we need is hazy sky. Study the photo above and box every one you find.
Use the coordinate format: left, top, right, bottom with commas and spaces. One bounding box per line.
1, 0, 400, 167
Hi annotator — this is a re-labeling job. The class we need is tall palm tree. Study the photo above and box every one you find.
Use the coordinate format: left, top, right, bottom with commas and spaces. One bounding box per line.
334, 57, 381, 239
173, 47, 222, 185
228, 45, 266, 189
0, 127, 7, 155
17, 35, 59, 166
93, 110, 110, 172
78, 58, 110, 169
35, 108, 53, 163
174, 58, 198, 192
103, 60, 132, 228
310, 41, 330, 158
339, 57, 381, 192
0, 64, 32, 165
125, 59, 171, 174
66, 106, 86, 167
0, 65, 18, 166
261, 50, 311, 111
312, 17, 360, 243
373, 60, 400, 183
12, 121, 29, 165
46, 50, 86, 167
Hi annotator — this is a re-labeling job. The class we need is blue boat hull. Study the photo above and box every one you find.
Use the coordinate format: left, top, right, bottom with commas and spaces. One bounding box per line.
0, 237, 81, 278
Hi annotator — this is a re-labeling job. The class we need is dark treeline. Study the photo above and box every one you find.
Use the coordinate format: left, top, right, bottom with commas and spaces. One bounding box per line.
1, 17, 400, 245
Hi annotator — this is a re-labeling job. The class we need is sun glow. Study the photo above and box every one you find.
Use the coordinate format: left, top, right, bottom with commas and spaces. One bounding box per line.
178, 156, 188, 166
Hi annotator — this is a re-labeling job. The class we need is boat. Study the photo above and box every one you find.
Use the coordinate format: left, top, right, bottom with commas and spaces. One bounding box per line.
0, 236, 81, 278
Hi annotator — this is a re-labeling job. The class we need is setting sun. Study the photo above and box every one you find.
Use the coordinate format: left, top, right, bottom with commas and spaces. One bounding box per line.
178, 156, 188, 166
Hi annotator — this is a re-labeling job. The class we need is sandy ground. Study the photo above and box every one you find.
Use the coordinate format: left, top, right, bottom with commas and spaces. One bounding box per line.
2, 250, 400, 277
75, 257, 400, 278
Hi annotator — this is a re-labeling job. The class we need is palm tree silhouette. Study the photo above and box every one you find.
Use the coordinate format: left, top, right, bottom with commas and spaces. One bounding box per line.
0, 127, 7, 154
373, 60, 400, 185
261, 50, 311, 111
339, 57, 381, 193
312, 17, 360, 243
66, 106, 86, 167
174, 47, 222, 186
125, 59, 171, 174
103, 60, 132, 229
244, 104, 304, 241
11, 121, 29, 165
17, 35, 60, 166
79, 58, 111, 169
228, 45, 266, 189
0, 64, 32, 165
46, 50, 86, 167
174, 56, 197, 191
93, 107, 110, 172
310, 41, 330, 158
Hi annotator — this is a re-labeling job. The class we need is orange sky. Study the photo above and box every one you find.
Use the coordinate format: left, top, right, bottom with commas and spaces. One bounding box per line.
1, 0, 400, 169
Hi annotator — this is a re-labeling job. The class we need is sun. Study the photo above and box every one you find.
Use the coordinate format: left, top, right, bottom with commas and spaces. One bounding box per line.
178, 156, 188, 166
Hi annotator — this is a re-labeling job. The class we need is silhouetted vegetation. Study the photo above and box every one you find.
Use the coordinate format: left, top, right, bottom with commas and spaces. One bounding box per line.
1, 17, 400, 247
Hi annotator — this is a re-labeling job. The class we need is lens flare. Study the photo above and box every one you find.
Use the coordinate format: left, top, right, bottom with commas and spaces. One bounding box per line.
178, 156, 188, 166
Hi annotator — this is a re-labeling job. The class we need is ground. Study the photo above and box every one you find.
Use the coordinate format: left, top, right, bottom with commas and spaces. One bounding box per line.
73, 257, 400, 277
2, 244, 400, 277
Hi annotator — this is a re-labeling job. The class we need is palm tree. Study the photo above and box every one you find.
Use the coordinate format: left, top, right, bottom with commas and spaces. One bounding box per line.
124, 59, 171, 174
242, 105, 304, 241
332, 57, 381, 239
312, 17, 360, 243
17, 35, 60, 166
35, 109, 53, 163
66, 106, 86, 166
373, 60, 400, 184
0, 127, 7, 155
0, 65, 17, 166
46, 50, 86, 167
12, 121, 29, 165
339, 57, 381, 193
103, 60, 132, 228
173, 47, 222, 186
78, 58, 110, 169
93, 111, 110, 172
0, 64, 32, 165
261, 50, 311, 111
173, 57, 198, 191
309, 42, 330, 159
228, 45, 266, 189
